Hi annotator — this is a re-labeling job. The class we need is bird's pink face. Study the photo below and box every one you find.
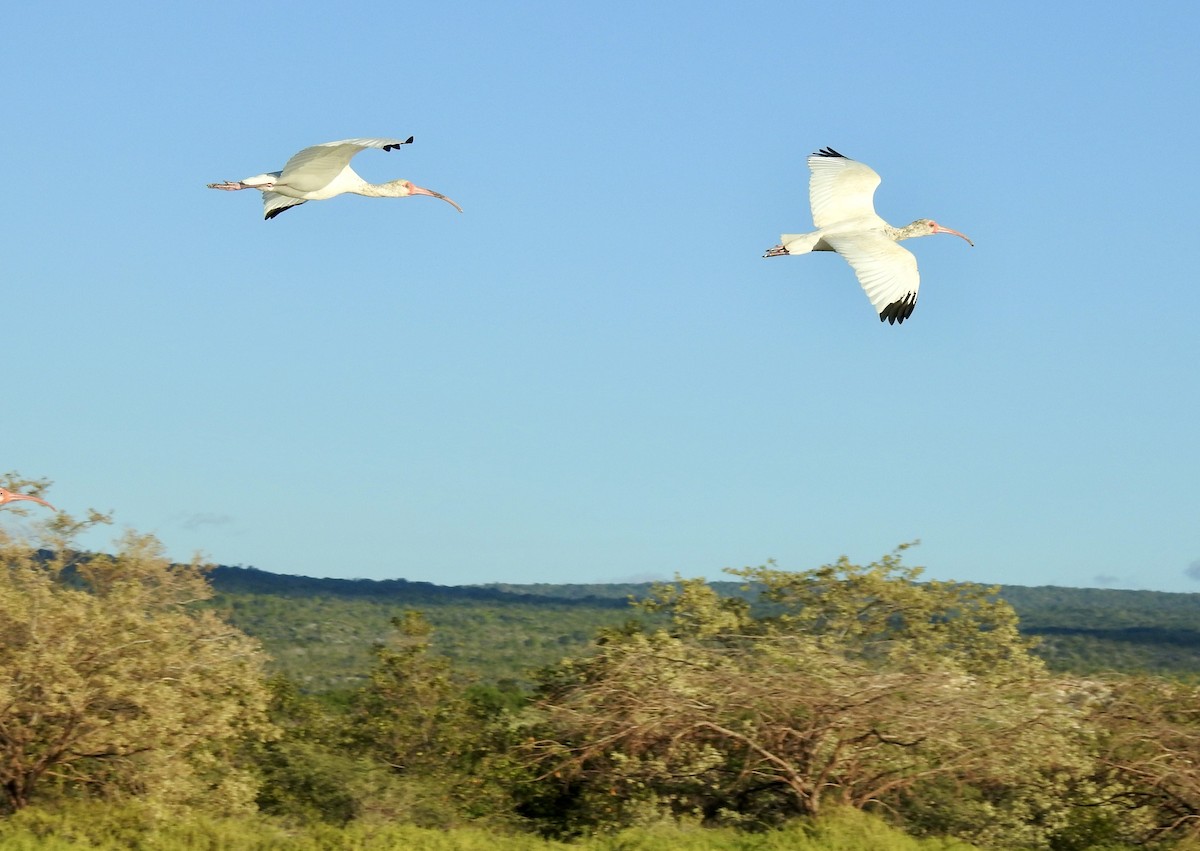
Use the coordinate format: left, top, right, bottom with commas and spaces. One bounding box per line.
400, 181, 464, 213
929, 220, 974, 246
0, 487, 56, 510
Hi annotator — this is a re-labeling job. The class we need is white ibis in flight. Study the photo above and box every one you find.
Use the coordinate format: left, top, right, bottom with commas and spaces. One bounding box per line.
0, 488, 55, 511
207, 137, 463, 220
764, 147, 973, 324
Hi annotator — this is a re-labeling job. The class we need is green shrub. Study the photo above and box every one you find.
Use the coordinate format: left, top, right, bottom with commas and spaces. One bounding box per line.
0, 804, 990, 851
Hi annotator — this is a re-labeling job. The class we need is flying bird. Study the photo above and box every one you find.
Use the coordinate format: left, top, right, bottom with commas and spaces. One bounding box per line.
0, 488, 56, 511
207, 137, 463, 220
764, 147, 973, 324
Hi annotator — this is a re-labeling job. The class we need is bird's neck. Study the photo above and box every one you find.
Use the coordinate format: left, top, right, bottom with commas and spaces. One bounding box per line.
891, 220, 931, 242
355, 179, 409, 199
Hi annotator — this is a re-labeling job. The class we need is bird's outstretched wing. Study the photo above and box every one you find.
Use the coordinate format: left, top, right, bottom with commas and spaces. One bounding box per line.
822, 232, 920, 324
278, 137, 415, 194
807, 148, 883, 229
263, 192, 307, 220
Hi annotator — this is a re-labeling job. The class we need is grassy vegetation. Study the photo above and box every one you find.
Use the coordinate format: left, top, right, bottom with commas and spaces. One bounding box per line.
0, 805, 988, 851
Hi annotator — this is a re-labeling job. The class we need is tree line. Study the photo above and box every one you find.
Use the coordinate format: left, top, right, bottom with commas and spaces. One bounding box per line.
207, 559, 1200, 686
3, 475, 1200, 849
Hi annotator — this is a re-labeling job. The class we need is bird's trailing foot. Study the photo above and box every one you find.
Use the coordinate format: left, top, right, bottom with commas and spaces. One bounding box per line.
762, 244, 790, 258
207, 181, 266, 191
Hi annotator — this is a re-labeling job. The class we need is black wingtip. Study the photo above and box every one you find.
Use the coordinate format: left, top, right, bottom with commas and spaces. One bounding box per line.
813, 147, 846, 159
264, 206, 289, 221
878, 293, 917, 325
382, 136, 415, 152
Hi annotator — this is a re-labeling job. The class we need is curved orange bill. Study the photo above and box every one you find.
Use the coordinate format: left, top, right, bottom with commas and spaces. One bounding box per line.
933, 223, 974, 247
410, 185, 464, 213
0, 488, 57, 510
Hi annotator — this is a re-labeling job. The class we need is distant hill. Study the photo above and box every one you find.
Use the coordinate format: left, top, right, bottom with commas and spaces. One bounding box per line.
996, 583, 1200, 677
204, 566, 1200, 690
208, 565, 630, 608
205, 566, 635, 691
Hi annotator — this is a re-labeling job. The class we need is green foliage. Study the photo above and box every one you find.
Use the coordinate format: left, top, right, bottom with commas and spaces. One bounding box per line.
1081, 676, 1200, 840
246, 614, 539, 832
200, 564, 1200, 691
196, 548, 1200, 846
0, 503, 275, 815
522, 548, 1097, 845
1001, 584, 1200, 677
207, 589, 634, 690
0, 802, 993, 850
249, 677, 364, 825
729, 545, 1042, 678
351, 612, 467, 769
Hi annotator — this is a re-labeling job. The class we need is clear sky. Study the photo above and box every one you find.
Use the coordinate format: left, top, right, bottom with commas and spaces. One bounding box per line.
5, 1, 1198, 592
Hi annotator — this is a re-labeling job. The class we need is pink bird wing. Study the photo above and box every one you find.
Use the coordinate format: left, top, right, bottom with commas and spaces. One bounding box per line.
807, 155, 883, 229
822, 232, 921, 324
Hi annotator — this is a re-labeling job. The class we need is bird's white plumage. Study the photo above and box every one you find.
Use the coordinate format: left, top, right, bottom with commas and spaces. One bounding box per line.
764, 148, 972, 324
262, 190, 307, 218
209, 135, 462, 220
821, 232, 919, 317
278, 138, 412, 195
807, 154, 883, 229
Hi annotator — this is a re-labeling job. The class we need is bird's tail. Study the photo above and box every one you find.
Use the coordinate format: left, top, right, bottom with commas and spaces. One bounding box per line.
763, 233, 818, 258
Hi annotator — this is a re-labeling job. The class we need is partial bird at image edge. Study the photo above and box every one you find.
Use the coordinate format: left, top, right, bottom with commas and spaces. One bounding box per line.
0, 487, 56, 511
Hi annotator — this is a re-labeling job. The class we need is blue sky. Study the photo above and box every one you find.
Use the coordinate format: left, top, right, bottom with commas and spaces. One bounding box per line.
5, 2, 1198, 591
